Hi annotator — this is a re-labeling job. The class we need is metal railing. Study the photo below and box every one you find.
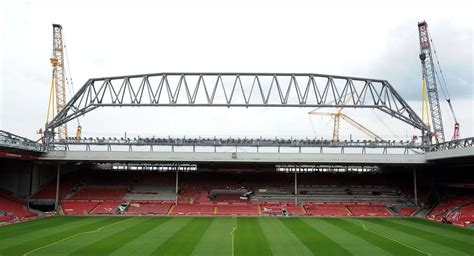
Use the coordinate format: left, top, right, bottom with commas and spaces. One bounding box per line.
51, 136, 426, 154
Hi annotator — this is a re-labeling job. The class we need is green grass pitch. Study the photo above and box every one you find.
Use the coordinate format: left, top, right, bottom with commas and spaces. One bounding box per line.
0, 216, 473, 255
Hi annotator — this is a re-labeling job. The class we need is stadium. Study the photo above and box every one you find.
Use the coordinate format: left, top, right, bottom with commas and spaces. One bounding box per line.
1, 3, 474, 256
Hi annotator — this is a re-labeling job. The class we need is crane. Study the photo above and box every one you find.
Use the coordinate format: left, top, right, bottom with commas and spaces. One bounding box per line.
308, 88, 383, 141
418, 21, 460, 142
308, 111, 383, 141
44, 24, 82, 141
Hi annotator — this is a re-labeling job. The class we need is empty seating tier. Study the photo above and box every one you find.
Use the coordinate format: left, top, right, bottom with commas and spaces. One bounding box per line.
172, 204, 214, 215
92, 202, 119, 214
216, 204, 259, 216
0, 192, 36, 219
70, 187, 126, 200
61, 201, 98, 215
127, 203, 172, 215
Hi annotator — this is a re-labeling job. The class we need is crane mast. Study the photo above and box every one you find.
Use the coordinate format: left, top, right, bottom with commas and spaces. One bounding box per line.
50, 24, 68, 139
418, 21, 445, 143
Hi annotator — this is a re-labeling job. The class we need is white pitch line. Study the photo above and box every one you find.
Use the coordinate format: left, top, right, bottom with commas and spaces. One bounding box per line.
230, 217, 238, 256
348, 219, 431, 256
23, 217, 136, 256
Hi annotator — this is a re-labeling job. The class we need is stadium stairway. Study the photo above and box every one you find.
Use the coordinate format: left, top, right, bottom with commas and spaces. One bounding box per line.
167, 205, 175, 215
345, 206, 353, 216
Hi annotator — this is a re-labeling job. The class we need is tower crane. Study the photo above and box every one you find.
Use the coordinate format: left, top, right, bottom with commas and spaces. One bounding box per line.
418, 21, 460, 142
44, 24, 82, 141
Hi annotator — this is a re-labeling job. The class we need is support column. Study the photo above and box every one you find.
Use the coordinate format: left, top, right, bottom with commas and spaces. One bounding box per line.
175, 170, 179, 205
55, 164, 61, 212
413, 168, 418, 206
294, 172, 298, 206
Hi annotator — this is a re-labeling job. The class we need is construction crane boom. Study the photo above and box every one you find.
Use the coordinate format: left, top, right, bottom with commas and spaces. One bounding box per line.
308, 111, 383, 141
49, 24, 68, 139
418, 21, 445, 142
339, 113, 383, 141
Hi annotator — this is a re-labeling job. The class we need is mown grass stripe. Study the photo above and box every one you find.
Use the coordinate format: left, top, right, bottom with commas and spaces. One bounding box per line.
25, 217, 134, 256
234, 218, 272, 256
304, 218, 393, 256
31, 217, 142, 255
386, 218, 474, 245
0, 217, 126, 256
0, 217, 105, 250
0, 217, 78, 238
322, 218, 423, 256
400, 218, 474, 243
68, 217, 164, 256
359, 218, 469, 256
110, 217, 192, 256
191, 217, 233, 256
260, 218, 312, 256
281, 218, 351, 256
375, 219, 474, 255
151, 217, 213, 256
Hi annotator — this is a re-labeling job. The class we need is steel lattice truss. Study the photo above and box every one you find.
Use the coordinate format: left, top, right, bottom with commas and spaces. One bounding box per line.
45, 73, 428, 136
0, 130, 46, 152
429, 137, 473, 152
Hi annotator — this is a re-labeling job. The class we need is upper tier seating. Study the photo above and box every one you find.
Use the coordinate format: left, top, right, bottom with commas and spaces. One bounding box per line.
31, 179, 74, 200
124, 185, 175, 201
70, 187, 127, 200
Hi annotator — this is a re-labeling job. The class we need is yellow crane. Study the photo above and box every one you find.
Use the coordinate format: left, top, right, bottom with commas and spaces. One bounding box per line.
308, 89, 383, 141
308, 110, 383, 141
44, 24, 81, 141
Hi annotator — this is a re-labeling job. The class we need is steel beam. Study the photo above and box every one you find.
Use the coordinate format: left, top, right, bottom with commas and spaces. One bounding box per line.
45, 73, 428, 139
41, 151, 427, 164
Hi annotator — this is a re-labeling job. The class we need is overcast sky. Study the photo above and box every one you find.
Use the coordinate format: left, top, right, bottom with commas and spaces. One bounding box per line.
1, 0, 472, 142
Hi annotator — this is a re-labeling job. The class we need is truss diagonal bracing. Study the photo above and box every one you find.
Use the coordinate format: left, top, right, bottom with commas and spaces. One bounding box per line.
45, 73, 427, 137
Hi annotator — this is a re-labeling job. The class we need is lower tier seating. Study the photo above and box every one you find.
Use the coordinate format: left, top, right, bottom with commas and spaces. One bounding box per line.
304, 204, 351, 216
457, 204, 474, 224
92, 202, 119, 214
399, 207, 418, 216
348, 205, 391, 216
216, 204, 259, 216
0, 194, 36, 219
61, 201, 98, 215
127, 202, 172, 215
429, 196, 474, 227
171, 204, 214, 215
260, 203, 305, 216
0, 215, 14, 222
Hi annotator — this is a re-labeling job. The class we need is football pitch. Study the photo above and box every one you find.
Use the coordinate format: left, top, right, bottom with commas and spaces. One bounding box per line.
0, 216, 473, 256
